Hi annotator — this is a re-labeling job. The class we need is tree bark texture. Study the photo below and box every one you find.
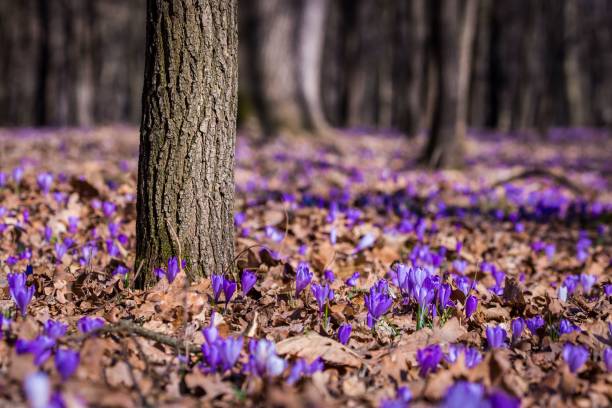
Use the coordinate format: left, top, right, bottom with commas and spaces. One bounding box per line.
136, 0, 237, 284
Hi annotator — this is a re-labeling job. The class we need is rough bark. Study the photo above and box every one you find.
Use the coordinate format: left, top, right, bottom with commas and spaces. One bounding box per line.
136, 0, 237, 284
421, 0, 462, 169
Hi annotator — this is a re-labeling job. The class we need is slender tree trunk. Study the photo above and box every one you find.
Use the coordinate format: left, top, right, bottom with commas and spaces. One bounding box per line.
136, 0, 237, 285
564, 0, 590, 126
392, 0, 426, 136
244, 0, 328, 138
421, 0, 462, 169
455, 0, 479, 143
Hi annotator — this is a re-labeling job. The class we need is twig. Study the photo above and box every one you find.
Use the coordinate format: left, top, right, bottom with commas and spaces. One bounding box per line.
67, 320, 201, 355
488, 168, 587, 196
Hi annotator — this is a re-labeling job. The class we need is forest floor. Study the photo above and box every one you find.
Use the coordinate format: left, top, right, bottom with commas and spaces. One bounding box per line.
0, 126, 611, 407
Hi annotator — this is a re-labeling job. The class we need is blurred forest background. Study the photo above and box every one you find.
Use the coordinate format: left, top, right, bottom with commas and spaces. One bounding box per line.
1, 0, 611, 134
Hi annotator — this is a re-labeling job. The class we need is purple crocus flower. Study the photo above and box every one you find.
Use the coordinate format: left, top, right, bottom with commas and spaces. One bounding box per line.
364, 280, 393, 328
452, 259, 467, 274
563, 275, 579, 295
77, 316, 105, 334
545, 244, 556, 261
54, 242, 67, 262
219, 336, 243, 371
446, 344, 482, 369
241, 270, 257, 295
166, 257, 180, 283
442, 381, 484, 408
102, 201, 116, 218
526, 316, 544, 335
295, 262, 313, 297
106, 240, 120, 258
12, 167, 24, 184
486, 325, 507, 349
324, 269, 335, 283
211, 274, 224, 303
603, 348, 612, 372
0, 315, 10, 340
36, 172, 53, 194
416, 344, 442, 377
511, 318, 525, 343
55, 348, 80, 380
605, 284, 612, 297
345, 271, 360, 287
559, 319, 579, 335
8, 272, 35, 316
580, 273, 596, 295
311, 283, 333, 314
0, 172, 5, 187
465, 295, 478, 319
286, 357, 323, 385
222, 278, 237, 306
68, 216, 79, 234
437, 283, 454, 310
454, 275, 472, 296
113, 265, 129, 276
44, 320, 67, 339
487, 390, 520, 408
562, 343, 589, 373
16, 336, 56, 365
338, 323, 352, 345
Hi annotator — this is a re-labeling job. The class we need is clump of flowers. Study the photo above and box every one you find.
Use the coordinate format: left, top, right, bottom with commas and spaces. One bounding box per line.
154, 257, 181, 284
446, 344, 482, 369
200, 323, 243, 373
244, 339, 287, 378
286, 357, 323, 385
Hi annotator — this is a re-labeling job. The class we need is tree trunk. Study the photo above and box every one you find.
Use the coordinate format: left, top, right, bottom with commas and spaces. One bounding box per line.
421, 0, 463, 169
136, 0, 237, 285
392, 0, 426, 136
455, 0, 479, 143
564, 0, 590, 126
244, 0, 328, 138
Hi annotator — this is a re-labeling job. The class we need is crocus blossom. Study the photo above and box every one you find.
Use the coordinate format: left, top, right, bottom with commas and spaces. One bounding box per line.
562, 343, 589, 373
55, 348, 80, 380
486, 325, 507, 349
338, 323, 352, 345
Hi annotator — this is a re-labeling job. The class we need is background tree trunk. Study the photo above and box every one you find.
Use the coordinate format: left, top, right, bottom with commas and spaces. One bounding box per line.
243, 0, 329, 138
421, 0, 462, 169
136, 0, 237, 284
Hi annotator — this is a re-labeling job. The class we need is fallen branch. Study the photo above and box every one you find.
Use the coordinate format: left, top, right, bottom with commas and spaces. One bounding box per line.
488, 168, 587, 196
68, 320, 201, 355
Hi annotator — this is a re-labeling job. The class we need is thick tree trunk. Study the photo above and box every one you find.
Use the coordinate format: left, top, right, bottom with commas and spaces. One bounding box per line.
421, 0, 463, 169
136, 0, 237, 284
